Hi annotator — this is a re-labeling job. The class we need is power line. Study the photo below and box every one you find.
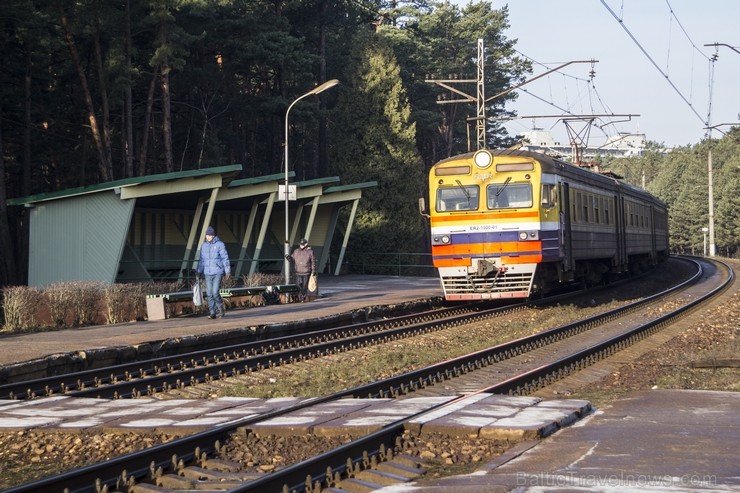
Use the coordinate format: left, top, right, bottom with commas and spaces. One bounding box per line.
664, 0, 711, 62
599, 0, 707, 126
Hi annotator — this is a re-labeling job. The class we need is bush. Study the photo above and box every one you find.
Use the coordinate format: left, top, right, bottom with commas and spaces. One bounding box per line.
243, 272, 284, 287
67, 281, 104, 327
45, 282, 72, 328
1, 286, 42, 332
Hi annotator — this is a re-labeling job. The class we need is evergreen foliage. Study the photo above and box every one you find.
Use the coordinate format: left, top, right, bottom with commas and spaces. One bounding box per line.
329, 33, 425, 263
1, 0, 738, 286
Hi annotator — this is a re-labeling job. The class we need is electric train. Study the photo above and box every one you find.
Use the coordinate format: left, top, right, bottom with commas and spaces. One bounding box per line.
423, 149, 669, 300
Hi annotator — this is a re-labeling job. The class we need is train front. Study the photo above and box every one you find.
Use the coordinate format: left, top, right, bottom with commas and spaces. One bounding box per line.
428, 149, 555, 300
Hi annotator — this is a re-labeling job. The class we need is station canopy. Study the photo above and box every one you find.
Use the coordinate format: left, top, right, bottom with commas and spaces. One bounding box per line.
7, 166, 375, 286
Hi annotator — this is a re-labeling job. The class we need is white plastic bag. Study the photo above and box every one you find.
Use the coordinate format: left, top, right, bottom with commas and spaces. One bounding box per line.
308, 273, 318, 293
192, 281, 203, 306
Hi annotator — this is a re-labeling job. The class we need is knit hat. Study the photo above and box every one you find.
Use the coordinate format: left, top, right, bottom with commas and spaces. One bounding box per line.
206, 226, 215, 236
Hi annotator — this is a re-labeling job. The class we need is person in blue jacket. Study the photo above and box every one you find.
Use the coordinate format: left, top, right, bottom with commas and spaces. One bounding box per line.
197, 226, 230, 318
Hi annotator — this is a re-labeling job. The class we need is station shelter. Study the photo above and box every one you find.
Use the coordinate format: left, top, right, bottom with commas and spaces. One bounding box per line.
7, 166, 376, 287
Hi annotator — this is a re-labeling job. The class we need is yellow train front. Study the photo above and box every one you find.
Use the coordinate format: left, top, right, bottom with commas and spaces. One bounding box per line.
426, 148, 668, 301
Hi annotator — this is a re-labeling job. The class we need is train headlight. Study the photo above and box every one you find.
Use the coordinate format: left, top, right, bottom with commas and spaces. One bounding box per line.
473, 149, 493, 169
432, 235, 451, 245
518, 231, 539, 241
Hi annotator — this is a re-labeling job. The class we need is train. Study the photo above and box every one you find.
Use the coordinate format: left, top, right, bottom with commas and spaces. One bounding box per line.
421, 148, 669, 300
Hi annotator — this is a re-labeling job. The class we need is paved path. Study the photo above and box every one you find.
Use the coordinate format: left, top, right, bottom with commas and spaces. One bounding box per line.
0, 275, 442, 368
389, 389, 740, 492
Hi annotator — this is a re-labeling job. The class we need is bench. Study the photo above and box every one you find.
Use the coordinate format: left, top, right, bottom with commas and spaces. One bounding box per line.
274, 284, 300, 303
219, 286, 267, 298
146, 284, 301, 320
145, 291, 196, 320
219, 286, 267, 309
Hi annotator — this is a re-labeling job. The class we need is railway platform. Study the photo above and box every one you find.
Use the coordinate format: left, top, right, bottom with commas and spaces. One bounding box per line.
0, 274, 443, 371
391, 389, 740, 492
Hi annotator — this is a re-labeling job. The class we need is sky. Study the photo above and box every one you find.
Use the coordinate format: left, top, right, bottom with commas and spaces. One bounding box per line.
462, 1, 740, 148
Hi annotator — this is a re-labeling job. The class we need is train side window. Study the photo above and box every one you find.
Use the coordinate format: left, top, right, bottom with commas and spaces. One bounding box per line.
541, 184, 557, 208
437, 185, 479, 212
594, 196, 600, 224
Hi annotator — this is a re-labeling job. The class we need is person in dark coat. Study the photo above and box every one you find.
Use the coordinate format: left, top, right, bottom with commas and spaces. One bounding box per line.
286, 238, 315, 302
197, 226, 230, 318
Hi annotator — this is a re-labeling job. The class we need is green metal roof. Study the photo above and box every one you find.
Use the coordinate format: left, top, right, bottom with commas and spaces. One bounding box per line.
228, 171, 294, 187
323, 181, 378, 193
297, 176, 341, 187
7, 165, 242, 206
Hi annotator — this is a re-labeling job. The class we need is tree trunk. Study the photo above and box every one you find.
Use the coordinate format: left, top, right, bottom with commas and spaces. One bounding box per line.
316, 0, 328, 179
0, 114, 19, 285
161, 65, 174, 173
124, 0, 134, 177
138, 66, 159, 176
92, 0, 113, 178
24, 47, 32, 197
59, 9, 112, 182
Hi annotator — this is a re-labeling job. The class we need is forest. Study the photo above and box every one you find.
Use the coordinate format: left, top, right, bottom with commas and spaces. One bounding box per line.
1, 0, 738, 288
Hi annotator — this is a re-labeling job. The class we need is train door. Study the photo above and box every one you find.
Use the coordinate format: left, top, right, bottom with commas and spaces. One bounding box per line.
616, 194, 627, 269
649, 205, 657, 264
560, 183, 573, 272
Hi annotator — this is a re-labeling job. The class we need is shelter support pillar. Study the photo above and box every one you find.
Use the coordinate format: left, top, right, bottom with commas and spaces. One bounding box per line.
234, 197, 261, 277
248, 192, 277, 277
333, 199, 359, 276
180, 198, 206, 282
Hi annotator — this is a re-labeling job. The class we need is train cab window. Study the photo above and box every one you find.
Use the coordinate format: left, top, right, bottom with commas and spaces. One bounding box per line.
541, 184, 557, 208
487, 182, 532, 209
437, 184, 479, 212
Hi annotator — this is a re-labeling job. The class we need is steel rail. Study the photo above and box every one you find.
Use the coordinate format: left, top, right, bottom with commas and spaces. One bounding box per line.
3, 257, 711, 493
0, 302, 481, 400
232, 258, 733, 493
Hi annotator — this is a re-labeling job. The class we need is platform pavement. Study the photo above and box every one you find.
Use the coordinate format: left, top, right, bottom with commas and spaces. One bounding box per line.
2, 390, 736, 492
381, 389, 740, 492
0, 275, 443, 368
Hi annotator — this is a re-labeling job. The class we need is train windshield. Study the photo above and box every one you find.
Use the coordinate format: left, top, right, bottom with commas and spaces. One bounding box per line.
437, 184, 479, 211
487, 182, 532, 209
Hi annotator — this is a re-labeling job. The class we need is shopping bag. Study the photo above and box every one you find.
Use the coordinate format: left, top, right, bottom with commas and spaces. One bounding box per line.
192, 281, 203, 306
308, 273, 318, 294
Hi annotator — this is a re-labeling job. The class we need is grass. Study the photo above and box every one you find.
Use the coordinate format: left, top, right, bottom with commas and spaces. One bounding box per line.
216, 302, 625, 399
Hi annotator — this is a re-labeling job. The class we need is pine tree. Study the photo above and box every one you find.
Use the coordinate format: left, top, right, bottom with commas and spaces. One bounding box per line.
330, 33, 426, 270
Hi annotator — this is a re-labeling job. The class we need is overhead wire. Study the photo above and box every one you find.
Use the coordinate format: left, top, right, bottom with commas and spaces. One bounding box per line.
599, 0, 707, 126
512, 49, 614, 140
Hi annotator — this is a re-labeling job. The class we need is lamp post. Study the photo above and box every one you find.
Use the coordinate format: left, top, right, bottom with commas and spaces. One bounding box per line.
283, 79, 340, 285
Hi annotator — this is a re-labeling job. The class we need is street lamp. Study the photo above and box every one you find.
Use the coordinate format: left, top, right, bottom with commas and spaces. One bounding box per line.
283, 79, 340, 284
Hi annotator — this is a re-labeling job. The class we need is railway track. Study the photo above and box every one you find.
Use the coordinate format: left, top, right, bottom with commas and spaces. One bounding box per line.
0, 302, 495, 400
4, 257, 732, 493
0, 259, 685, 402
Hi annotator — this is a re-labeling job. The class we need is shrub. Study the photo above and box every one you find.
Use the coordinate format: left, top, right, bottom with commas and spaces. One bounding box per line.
67, 281, 104, 327
243, 272, 283, 287
45, 282, 72, 328
1, 286, 42, 332
103, 283, 129, 325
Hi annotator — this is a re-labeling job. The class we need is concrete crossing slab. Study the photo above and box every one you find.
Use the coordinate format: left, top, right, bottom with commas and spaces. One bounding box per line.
0, 394, 591, 438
